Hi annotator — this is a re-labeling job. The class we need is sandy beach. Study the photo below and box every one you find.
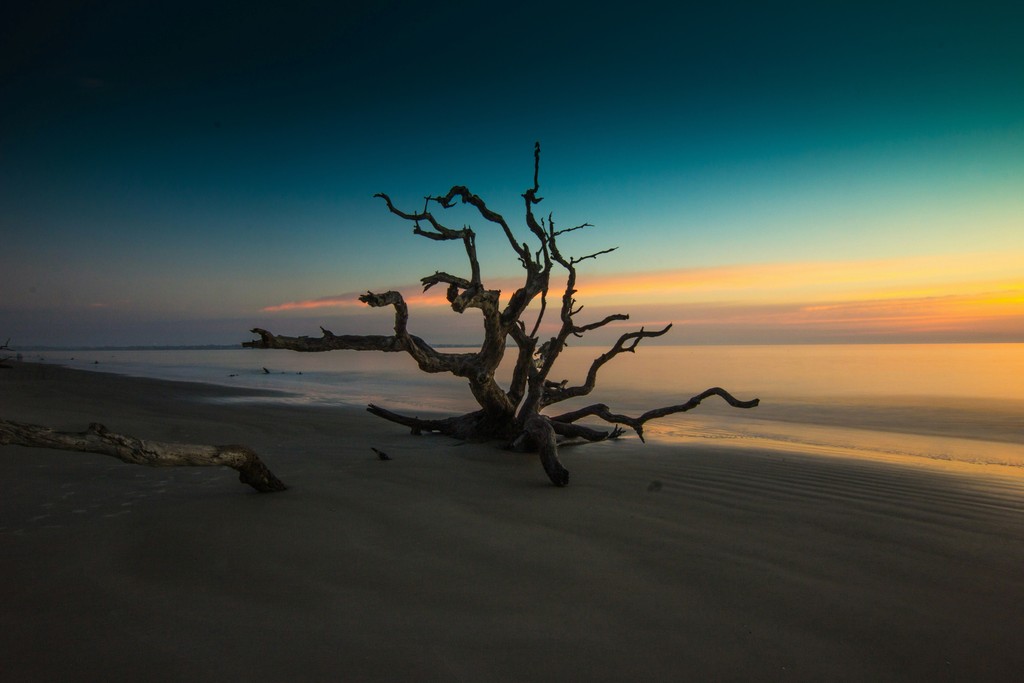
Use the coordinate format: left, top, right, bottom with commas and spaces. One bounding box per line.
2, 362, 1023, 681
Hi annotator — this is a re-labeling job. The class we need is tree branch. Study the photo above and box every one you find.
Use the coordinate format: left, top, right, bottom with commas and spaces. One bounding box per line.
375, 193, 482, 284
550, 387, 760, 442
422, 271, 473, 292
525, 414, 569, 487
430, 186, 531, 264
549, 420, 623, 442
245, 326, 481, 375
0, 419, 286, 492
542, 324, 674, 406
419, 272, 501, 317
244, 327, 404, 352
570, 246, 618, 265
366, 404, 468, 436
552, 221, 594, 238
572, 313, 630, 335
246, 288, 480, 372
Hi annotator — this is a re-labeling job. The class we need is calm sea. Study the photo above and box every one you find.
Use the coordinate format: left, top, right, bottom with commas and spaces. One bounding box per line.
27, 344, 1024, 469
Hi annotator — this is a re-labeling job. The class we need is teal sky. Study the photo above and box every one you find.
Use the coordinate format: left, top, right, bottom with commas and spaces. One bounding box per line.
2, 1, 1022, 346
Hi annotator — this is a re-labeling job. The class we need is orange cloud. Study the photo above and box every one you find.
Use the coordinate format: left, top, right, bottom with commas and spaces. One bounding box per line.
261, 275, 531, 313
653, 287, 1024, 341
258, 251, 1024, 342
573, 251, 1024, 307
796, 289, 1024, 332
262, 290, 453, 312
572, 251, 1024, 342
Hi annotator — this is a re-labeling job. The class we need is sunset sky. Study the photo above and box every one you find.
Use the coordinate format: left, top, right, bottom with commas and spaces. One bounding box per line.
2, 1, 1022, 346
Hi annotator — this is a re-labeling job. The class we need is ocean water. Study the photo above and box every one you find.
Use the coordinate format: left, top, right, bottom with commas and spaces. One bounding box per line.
27, 344, 1024, 469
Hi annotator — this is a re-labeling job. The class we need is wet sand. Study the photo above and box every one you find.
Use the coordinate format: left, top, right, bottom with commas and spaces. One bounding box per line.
2, 362, 1023, 681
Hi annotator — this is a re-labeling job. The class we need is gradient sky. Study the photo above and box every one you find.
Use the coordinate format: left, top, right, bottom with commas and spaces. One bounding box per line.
2, 0, 1022, 347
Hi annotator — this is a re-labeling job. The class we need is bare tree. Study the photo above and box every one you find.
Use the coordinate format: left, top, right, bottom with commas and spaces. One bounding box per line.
246, 144, 758, 486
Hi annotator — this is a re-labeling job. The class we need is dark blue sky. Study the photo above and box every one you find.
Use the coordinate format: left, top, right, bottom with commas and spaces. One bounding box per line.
2, 1, 1022, 345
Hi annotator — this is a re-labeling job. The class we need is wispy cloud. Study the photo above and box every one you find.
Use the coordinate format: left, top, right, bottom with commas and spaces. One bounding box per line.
634, 288, 1024, 342
262, 289, 452, 312
574, 251, 1024, 307
793, 289, 1024, 334
258, 251, 1024, 342
260, 276, 529, 313
582, 252, 1024, 341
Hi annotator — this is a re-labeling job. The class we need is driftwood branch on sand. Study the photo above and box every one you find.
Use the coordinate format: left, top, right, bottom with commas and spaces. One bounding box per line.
0, 418, 286, 492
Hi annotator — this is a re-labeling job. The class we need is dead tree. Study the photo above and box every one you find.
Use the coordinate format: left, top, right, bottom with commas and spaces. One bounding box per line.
246, 144, 758, 486
0, 418, 287, 492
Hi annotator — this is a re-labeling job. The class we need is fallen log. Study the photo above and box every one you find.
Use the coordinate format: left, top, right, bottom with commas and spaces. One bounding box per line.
0, 418, 286, 492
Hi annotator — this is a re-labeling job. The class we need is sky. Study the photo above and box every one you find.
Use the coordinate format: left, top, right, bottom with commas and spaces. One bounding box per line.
2, 0, 1022, 347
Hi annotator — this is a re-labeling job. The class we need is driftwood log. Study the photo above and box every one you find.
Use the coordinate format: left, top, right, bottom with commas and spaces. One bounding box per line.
0, 418, 286, 492
246, 144, 759, 486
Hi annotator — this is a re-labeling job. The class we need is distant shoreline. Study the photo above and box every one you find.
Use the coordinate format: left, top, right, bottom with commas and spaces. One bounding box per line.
14, 343, 485, 352
12, 337, 1024, 350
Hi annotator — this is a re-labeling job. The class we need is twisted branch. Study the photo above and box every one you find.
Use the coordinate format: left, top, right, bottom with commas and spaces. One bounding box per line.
431, 186, 531, 264
541, 324, 674, 407
550, 387, 761, 442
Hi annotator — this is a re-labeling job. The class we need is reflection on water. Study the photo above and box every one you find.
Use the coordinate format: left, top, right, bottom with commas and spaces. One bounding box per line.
559, 344, 1024, 469
587, 343, 1023, 402
34, 344, 1024, 469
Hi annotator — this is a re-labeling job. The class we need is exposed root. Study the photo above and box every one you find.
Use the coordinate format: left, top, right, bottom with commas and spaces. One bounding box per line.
525, 415, 569, 487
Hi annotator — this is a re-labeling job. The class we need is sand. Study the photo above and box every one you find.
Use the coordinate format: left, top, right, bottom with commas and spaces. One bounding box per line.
2, 362, 1023, 681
